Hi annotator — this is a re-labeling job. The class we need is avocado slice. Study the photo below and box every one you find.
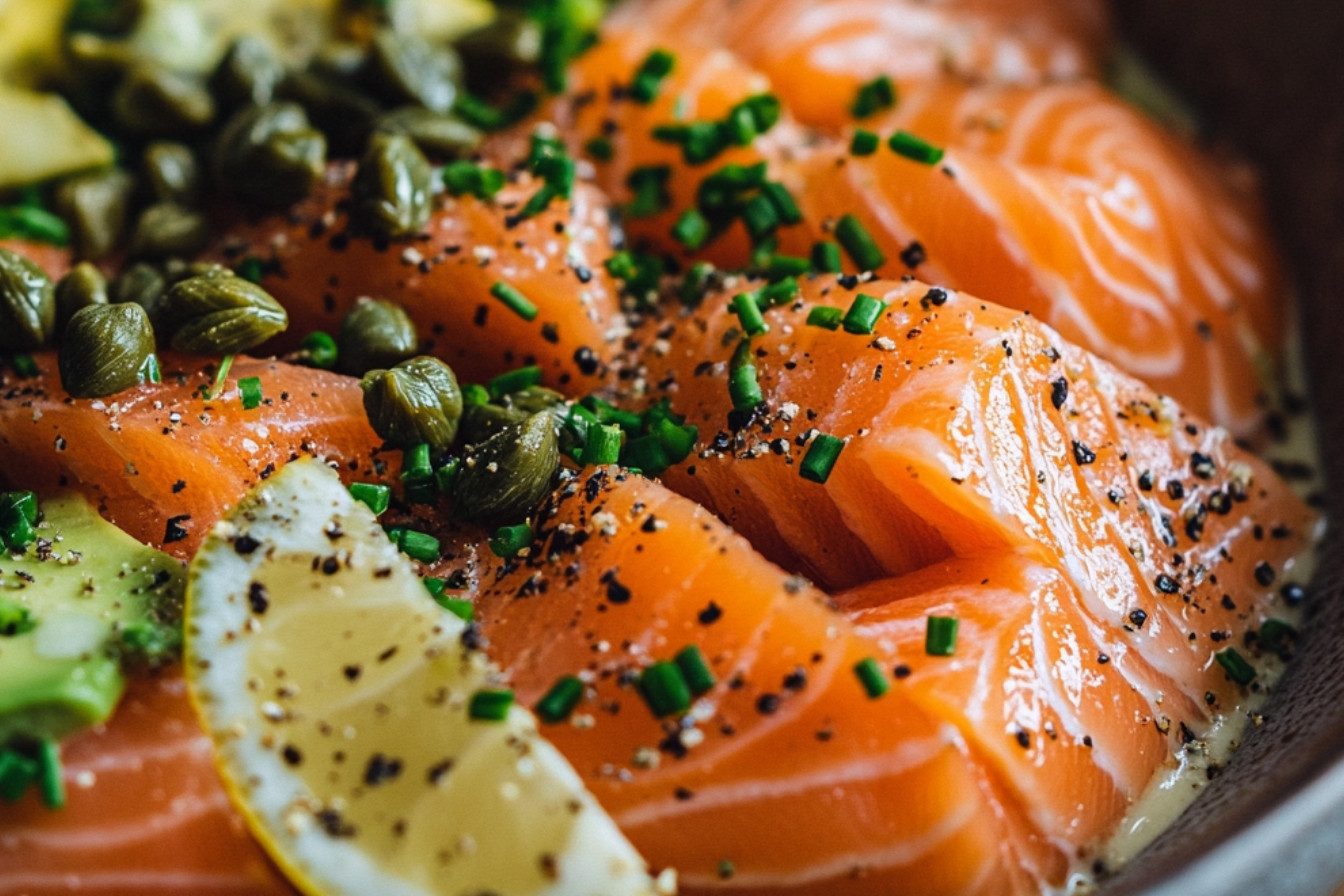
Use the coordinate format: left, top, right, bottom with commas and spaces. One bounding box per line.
0, 492, 183, 745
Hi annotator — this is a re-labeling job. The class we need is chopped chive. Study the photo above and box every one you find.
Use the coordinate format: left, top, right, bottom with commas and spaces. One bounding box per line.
674, 645, 715, 695
0, 596, 35, 636
139, 353, 161, 384
468, 688, 515, 721
488, 365, 543, 400
299, 331, 337, 369
740, 194, 780, 242
625, 165, 672, 218
443, 160, 506, 199
834, 215, 886, 272
740, 93, 782, 133
629, 48, 676, 103
584, 135, 614, 161
583, 423, 623, 466
800, 433, 845, 483
850, 129, 880, 155
678, 261, 715, 307
490, 281, 539, 321
722, 103, 758, 146
489, 523, 532, 558
811, 241, 843, 273
639, 661, 692, 717
0, 490, 38, 552
806, 306, 844, 330
760, 181, 801, 225
1215, 647, 1257, 685
536, 675, 585, 723
37, 739, 63, 809
349, 482, 391, 516
403, 443, 433, 477
728, 339, 763, 411
620, 434, 670, 475
652, 417, 697, 462
436, 596, 474, 621
397, 529, 441, 564
582, 395, 643, 431
0, 748, 37, 802
238, 376, 263, 410
461, 383, 490, 406
765, 254, 810, 281
759, 277, 798, 307
681, 121, 728, 165
850, 75, 897, 118
842, 292, 887, 335
235, 256, 265, 283
0, 491, 37, 525
888, 130, 946, 165
11, 354, 38, 378
671, 207, 711, 250
925, 615, 959, 656
732, 291, 769, 336
453, 88, 538, 131
1257, 618, 1296, 652
853, 656, 889, 698
0, 204, 70, 246
423, 576, 447, 599
517, 183, 560, 219
206, 354, 234, 402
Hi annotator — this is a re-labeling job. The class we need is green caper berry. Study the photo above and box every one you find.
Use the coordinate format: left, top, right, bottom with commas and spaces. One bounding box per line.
213, 102, 327, 209
111, 262, 168, 321
277, 70, 384, 157
162, 260, 234, 286
54, 168, 134, 261
365, 29, 461, 114
159, 273, 288, 354
374, 107, 482, 158
55, 262, 110, 329
129, 203, 210, 259
455, 12, 543, 69
59, 302, 157, 399
360, 356, 464, 454
0, 247, 57, 352
338, 297, 418, 375
112, 63, 215, 138
141, 141, 200, 205
457, 400, 530, 446
452, 412, 559, 525
350, 133, 434, 239
211, 35, 286, 110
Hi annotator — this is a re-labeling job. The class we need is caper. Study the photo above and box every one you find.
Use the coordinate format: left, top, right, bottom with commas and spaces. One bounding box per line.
374, 107, 482, 158
277, 71, 383, 156
55, 262, 110, 329
111, 63, 215, 138
452, 412, 559, 525
0, 247, 57, 352
111, 262, 167, 319
456, 11, 543, 72
141, 141, 200, 205
360, 356, 463, 453
350, 133, 434, 239
54, 168, 134, 260
458, 386, 565, 445
129, 202, 209, 259
162, 259, 233, 285
338, 297, 418, 375
213, 102, 327, 209
59, 303, 157, 398
364, 29, 460, 114
210, 35, 286, 110
158, 273, 288, 354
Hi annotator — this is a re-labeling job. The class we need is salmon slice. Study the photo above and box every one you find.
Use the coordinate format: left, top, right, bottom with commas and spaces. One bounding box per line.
0, 352, 390, 559
0, 673, 296, 896
630, 275, 1314, 723
477, 467, 1064, 894
211, 160, 625, 390
605, 0, 1111, 126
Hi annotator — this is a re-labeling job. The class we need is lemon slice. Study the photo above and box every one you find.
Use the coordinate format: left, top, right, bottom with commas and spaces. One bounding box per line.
185, 459, 663, 896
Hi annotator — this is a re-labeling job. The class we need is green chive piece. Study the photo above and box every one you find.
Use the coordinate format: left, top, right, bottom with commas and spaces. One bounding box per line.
491, 281, 539, 321
443, 160, 506, 200
853, 656, 889, 698
453, 89, 538, 132
728, 339, 763, 411
732, 291, 769, 336
139, 353, 162, 384
625, 165, 672, 218
0, 490, 38, 552
620, 434, 670, 475
0, 204, 70, 246
0, 748, 37, 802
1215, 646, 1257, 685
0, 491, 37, 526
582, 396, 643, 431
678, 261, 715, 307
842, 292, 887, 335
759, 277, 799, 307
740, 194, 780, 242
349, 482, 391, 516
1257, 618, 1296, 652
206, 354, 235, 402
488, 365, 543, 400
740, 93, 782, 133
811, 241, 843, 273
806, 306, 843, 330
653, 417, 698, 462
583, 423, 623, 466
461, 383, 490, 406
424, 577, 447, 599
765, 254, 810, 281
37, 739, 63, 809
800, 433, 845, 483
436, 596, 474, 621
674, 645, 715, 695
671, 207, 711, 250
834, 214, 886, 272
925, 615, 959, 657
398, 529, 441, 563
300, 331, 338, 369
850, 75, 897, 118
238, 376, 263, 410
489, 523, 532, 558
722, 103, 758, 147
888, 130, 946, 165
468, 688, 515, 721
639, 660, 692, 717
584, 135, 614, 161
718, 859, 736, 880
850, 129, 880, 155
402, 443, 433, 478
435, 458, 460, 494
536, 675, 585, 723
11, 354, 39, 378
0, 596, 35, 636
235, 256, 265, 284
760, 181, 801, 225
629, 48, 676, 103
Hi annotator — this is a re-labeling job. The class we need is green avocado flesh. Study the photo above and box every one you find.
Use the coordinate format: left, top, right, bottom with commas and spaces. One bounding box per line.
0, 493, 183, 744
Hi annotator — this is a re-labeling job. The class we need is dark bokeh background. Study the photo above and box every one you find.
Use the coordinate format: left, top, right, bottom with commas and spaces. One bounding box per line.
1107, 4, 1344, 894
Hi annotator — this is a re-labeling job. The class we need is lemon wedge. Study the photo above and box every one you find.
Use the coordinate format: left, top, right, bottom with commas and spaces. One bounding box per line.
185, 458, 664, 896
